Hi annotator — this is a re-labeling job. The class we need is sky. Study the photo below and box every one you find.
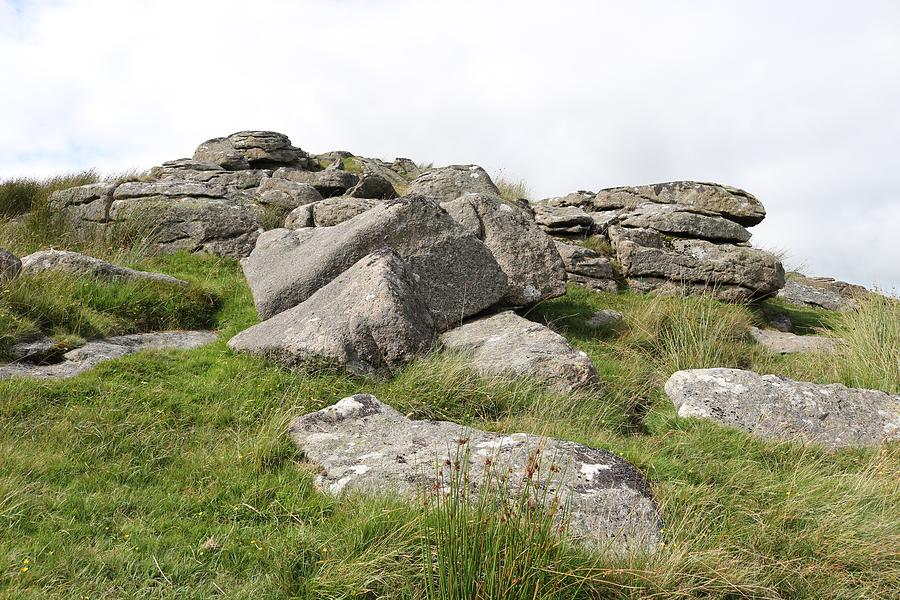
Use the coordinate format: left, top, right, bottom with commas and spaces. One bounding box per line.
1, 0, 898, 291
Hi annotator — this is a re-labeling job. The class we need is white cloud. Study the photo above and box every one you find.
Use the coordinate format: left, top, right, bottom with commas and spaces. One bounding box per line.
1, 0, 898, 290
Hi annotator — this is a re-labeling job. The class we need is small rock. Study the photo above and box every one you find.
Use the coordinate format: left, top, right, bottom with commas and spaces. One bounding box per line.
777, 275, 870, 312
749, 327, 837, 355
440, 311, 598, 393
0, 247, 22, 284
587, 309, 625, 330
201, 538, 221, 552
664, 368, 900, 448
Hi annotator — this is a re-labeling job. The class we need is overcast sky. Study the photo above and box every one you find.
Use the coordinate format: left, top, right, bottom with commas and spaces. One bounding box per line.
1, 0, 898, 291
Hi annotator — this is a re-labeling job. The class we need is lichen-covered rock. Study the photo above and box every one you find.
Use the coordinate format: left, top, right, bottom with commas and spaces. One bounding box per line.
442, 193, 566, 305
593, 181, 766, 226
440, 311, 598, 393
347, 173, 397, 199
289, 394, 662, 553
0, 247, 21, 284
20, 250, 187, 286
554, 241, 619, 292
284, 204, 314, 229
777, 275, 871, 312
749, 327, 837, 355
255, 177, 322, 209
0, 331, 217, 380
274, 167, 359, 198
531, 204, 594, 235
242, 196, 507, 327
407, 165, 500, 202
611, 227, 784, 301
587, 309, 625, 330
49, 182, 117, 225
312, 196, 380, 227
618, 203, 752, 243
194, 131, 307, 170
664, 368, 900, 448
228, 250, 437, 376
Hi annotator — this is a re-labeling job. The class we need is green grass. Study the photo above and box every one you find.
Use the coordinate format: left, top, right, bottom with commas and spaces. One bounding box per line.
2, 174, 899, 598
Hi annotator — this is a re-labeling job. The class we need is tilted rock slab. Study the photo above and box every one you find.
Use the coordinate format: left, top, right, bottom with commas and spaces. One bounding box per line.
617, 203, 752, 243
749, 327, 837, 355
777, 275, 871, 312
289, 394, 662, 553
407, 164, 501, 203
440, 311, 598, 393
611, 227, 784, 301
592, 181, 766, 226
0, 331, 217, 380
242, 196, 508, 327
229, 250, 437, 376
20, 250, 187, 286
665, 368, 900, 448
442, 193, 567, 305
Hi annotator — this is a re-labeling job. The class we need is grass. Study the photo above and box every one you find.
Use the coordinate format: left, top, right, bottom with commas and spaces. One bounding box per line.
1, 174, 899, 598
493, 174, 530, 203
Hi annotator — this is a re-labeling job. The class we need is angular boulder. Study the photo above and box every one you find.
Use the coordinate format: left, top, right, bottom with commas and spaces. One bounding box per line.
254, 177, 322, 209
611, 227, 784, 301
407, 165, 500, 202
20, 250, 187, 286
665, 368, 900, 448
441, 193, 566, 305
777, 275, 870, 312
228, 250, 437, 376
554, 241, 619, 292
312, 196, 380, 227
0, 331, 217, 380
347, 173, 397, 199
289, 394, 662, 553
242, 196, 508, 327
593, 181, 766, 226
273, 167, 359, 198
440, 311, 598, 393
0, 247, 21, 284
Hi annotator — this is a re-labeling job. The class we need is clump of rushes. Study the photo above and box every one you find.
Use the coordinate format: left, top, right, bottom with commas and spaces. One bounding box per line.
421, 441, 579, 600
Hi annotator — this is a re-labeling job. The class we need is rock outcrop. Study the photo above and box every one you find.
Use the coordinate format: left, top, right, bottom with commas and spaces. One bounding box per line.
228, 250, 437, 376
530, 181, 783, 301
289, 394, 662, 552
777, 274, 871, 312
20, 250, 187, 286
193, 131, 308, 170
554, 241, 619, 292
440, 311, 598, 393
0, 247, 21, 284
241, 196, 508, 327
664, 368, 900, 448
0, 331, 217, 380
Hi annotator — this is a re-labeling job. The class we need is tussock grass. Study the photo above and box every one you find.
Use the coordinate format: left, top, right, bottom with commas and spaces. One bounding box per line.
493, 174, 530, 202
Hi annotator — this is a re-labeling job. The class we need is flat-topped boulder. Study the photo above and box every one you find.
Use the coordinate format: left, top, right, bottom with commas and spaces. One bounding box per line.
441, 193, 567, 305
407, 165, 500, 202
777, 274, 871, 312
228, 250, 437, 376
665, 368, 900, 448
289, 394, 662, 553
592, 181, 766, 226
440, 311, 598, 393
242, 196, 507, 327
0, 331, 217, 380
20, 250, 187, 286
617, 203, 752, 243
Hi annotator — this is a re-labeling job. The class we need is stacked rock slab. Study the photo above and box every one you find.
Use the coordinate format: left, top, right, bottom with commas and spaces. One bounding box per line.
553, 241, 618, 292
49, 131, 407, 259
228, 250, 437, 376
665, 368, 900, 448
531, 182, 784, 301
290, 394, 662, 553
